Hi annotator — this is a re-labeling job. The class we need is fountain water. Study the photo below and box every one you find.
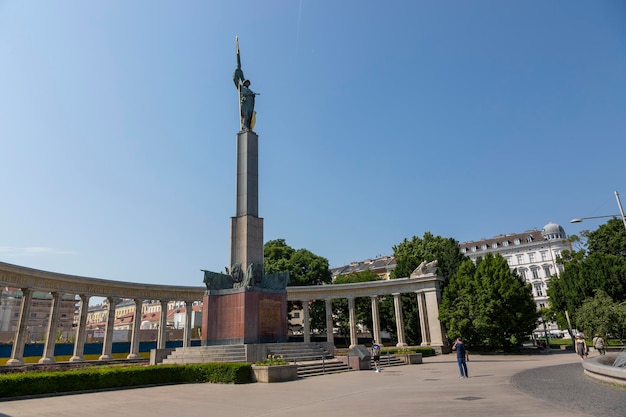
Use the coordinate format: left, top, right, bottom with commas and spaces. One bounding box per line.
612, 349, 626, 368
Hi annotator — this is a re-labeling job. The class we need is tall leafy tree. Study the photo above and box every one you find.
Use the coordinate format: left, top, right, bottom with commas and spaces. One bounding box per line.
264, 239, 332, 332
574, 290, 626, 342
548, 252, 626, 326
548, 219, 626, 330
264, 239, 332, 286
439, 254, 538, 351
387, 232, 467, 345
583, 218, 626, 257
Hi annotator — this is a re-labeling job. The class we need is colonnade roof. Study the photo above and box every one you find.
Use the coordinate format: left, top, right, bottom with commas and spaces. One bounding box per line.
0, 261, 444, 302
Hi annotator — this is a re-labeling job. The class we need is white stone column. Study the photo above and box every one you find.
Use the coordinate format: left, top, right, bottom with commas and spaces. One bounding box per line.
424, 288, 447, 348
416, 291, 431, 346
7, 288, 33, 366
71, 294, 90, 362
393, 293, 407, 347
39, 292, 62, 364
183, 301, 193, 348
348, 297, 357, 348
127, 299, 143, 359
157, 300, 168, 349
302, 300, 311, 343
325, 298, 334, 344
370, 296, 382, 344
99, 297, 116, 360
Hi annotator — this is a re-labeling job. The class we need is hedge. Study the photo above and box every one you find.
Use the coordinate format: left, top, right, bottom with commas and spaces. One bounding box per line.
0, 363, 252, 399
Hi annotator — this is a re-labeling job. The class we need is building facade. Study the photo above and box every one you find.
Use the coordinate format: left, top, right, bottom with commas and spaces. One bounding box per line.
459, 222, 570, 312
330, 222, 571, 334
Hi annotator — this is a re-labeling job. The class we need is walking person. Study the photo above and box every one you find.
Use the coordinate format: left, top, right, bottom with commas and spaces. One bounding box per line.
575, 333, 588, 360
371, 340, 381, 372
452, 337, 469, 378
592, 333, 606, 355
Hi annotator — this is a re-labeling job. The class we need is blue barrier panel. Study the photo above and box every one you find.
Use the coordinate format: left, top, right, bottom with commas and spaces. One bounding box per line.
1, 339, 203, 358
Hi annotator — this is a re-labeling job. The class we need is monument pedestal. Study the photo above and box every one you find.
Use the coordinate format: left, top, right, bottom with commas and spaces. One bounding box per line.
202, 287, 288, 345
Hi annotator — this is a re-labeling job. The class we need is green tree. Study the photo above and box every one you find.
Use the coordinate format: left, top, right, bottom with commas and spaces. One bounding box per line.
387, 232, 467, 345
264, 239, 332, 286
391, 232, 467, 280
548, 252, 626, 326
548, 219, 626, 333
332, 270, 381, 341
583, 218, 626, 257
439, 254, 538, 351
264, 239, 332, 333
574, 290, 626, 342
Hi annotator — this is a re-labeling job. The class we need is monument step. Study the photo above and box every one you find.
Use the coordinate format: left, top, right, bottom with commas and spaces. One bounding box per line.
296, 359, 353, 378
265, 342, 331, 363
371, 356, 406, 367
162, 345, 247, 364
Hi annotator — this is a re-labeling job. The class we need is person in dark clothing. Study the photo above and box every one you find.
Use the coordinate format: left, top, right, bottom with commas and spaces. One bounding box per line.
452, 337, 469, 378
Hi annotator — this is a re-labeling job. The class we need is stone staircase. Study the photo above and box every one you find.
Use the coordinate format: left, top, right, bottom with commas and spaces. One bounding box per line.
371, 354, 407, 369
295, 359, 353, 378
264, 343, 352, 378
265, 342, 332, 363
161, 343, 412, 378
161, 345, 246, 365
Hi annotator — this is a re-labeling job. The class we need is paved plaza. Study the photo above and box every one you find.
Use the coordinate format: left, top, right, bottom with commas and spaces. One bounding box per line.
0, 351, 623, 417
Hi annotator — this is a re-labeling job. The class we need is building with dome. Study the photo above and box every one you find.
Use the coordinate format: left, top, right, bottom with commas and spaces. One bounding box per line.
331, 222, 572, 335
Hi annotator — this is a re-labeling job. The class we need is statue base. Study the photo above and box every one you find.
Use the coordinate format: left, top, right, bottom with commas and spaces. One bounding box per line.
201, 286, 288, 345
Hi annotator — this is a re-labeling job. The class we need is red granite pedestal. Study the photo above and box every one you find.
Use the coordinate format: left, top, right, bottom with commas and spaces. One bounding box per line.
201, 287, 288, 345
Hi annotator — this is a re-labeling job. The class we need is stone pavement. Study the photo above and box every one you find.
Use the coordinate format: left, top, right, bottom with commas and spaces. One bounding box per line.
1, 351, 623, 417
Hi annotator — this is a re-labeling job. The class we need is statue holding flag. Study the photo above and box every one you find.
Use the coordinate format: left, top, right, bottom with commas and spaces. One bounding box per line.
233, 37, 259, 131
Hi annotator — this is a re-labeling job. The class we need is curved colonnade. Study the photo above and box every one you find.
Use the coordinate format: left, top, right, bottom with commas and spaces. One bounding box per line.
0, 261, 448, 366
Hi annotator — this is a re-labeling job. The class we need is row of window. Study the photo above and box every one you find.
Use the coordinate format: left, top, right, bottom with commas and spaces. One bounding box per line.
503, 250, 561, 266
463, 235, 537, 253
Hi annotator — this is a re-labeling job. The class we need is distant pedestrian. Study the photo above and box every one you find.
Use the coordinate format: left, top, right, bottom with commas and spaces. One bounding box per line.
452, 337, 469, 378
592, 333, 606, 355
575, 333, 588, 360
371, 340, 381, 372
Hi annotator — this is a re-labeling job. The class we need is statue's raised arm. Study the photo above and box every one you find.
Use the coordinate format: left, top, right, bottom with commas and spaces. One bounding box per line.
233, 37, 245, 88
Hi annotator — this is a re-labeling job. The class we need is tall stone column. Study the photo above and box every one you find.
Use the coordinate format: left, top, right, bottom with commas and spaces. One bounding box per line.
370, 296, 381, 344
325, 298, 334, 343
424, 288, 447, 348
99, 297, 116, 360
348, 297, 357, 348
230, 130, 264, 269
183, 301, 193, 348
158, 300, 168, 349
7, 288, 33, 366
127, 299, 143, 359
302, 300, 311, 343
393, 293, 407, 347
39, 292, 62, 364
71, 294, 90, 362
416, 291, 431, 345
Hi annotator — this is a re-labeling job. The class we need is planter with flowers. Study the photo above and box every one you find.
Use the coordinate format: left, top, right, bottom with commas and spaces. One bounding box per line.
251, 354, 298, 383
395, 348, 423, 364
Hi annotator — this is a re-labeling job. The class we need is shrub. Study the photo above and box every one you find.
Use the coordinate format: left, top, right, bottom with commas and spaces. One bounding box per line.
0, 363, 253, 399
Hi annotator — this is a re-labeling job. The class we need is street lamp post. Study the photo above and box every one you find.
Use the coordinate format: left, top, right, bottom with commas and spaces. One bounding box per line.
570, 191, 626, 231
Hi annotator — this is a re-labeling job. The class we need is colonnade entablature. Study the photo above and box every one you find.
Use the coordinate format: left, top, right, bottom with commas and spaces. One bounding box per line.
0, 261, 204, 301
286, 275, 445, 300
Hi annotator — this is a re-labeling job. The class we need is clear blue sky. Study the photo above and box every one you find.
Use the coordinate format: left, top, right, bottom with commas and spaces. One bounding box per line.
1, 1, 625, 287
